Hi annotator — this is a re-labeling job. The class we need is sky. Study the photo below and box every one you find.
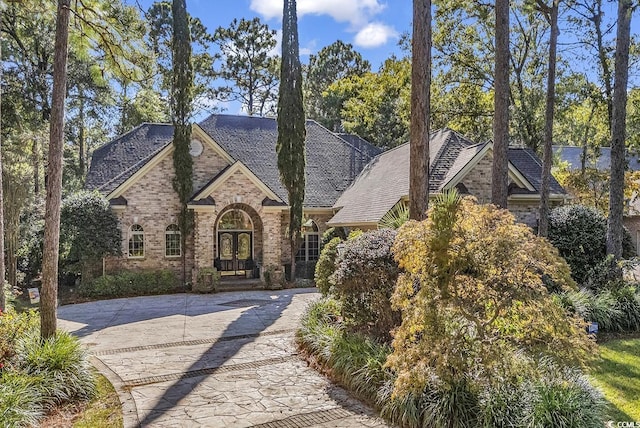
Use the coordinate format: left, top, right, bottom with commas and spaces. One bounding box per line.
129, 0, 412, 69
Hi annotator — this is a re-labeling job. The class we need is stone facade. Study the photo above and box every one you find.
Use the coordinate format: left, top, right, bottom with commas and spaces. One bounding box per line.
459, 151, 493, 204
104, 137, 557, 285
105, 153, 195, 278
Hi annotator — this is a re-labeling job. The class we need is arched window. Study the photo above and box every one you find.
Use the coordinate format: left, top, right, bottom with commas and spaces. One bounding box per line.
218, 209, 253, 230
165, 224, 181, 257
128, 224, 144, 258
296, 220, 320, 262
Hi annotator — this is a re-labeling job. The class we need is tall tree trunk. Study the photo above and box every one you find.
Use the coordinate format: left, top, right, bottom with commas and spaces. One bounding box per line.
538, 0, 560, 237
78, 86, 86, 178
580, 103, 596, 174
409, 0, 431, 221
41, 0, 71, 339
0, 37, 5, 312
492, 0, 510, 209
606, 0, 633, 258
32, 138, 40, 196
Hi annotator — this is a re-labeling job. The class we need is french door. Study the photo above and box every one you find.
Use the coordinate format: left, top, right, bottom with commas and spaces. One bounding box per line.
218, 231, 253, 276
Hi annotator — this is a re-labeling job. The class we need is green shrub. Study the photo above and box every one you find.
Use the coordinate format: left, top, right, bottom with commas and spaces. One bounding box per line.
321, 227, 346, 248
0, 309, 39, 366
80, 269, 180, 298
314, 237, 342, 295
15, 331, 96, 405
298, 298, 606, 428
331, 229, 400, 342
548, 205, 635, 285
0, 371, 44, 427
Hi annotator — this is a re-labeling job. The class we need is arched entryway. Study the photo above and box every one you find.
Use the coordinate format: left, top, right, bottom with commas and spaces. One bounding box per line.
214, 204, 263, 277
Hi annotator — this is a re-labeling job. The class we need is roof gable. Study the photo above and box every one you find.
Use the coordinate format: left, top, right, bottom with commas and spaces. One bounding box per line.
197, 114, 378, 207
87, 115, 378, 208
86, 123, 174, 194
190, 161, 283, 203
329, 130, 566, 226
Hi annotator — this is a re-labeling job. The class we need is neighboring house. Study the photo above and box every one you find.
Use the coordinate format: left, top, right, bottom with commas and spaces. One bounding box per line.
553, 145, 640, 254
553, 145, 640, 171
87, 115, 565, 283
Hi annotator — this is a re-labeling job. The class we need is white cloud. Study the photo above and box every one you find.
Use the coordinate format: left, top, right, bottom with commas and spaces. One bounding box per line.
250, 0, 385, 27
354, 22, 398, 48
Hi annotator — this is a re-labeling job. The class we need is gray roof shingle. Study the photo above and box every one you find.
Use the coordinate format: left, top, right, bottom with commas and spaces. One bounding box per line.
329, 130, 566, 225
553, 145, 640, 171
87, 115, 378, 208
509, 147, 565, 194
86, 123, 174, 194
197, 114, 378, 207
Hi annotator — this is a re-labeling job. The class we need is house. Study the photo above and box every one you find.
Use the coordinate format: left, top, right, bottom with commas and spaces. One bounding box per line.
86, 114, 565, 283
553, 145, 640, 171
553, 145, 640, 254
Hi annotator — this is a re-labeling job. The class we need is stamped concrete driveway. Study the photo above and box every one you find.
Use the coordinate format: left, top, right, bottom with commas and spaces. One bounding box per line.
58, 288, 390, 428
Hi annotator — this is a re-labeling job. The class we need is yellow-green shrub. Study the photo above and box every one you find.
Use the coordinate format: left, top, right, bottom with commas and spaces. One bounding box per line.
387, 195, 595, 396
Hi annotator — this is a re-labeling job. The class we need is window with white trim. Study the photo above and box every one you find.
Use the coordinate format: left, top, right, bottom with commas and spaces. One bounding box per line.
165, 224, 181, 257
296, 220, 320, 262
128, 224, 144, 258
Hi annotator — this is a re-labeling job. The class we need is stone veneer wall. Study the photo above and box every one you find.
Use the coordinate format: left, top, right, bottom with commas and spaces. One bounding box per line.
105, 154, 195, 279
459, 151, 493, 204
192, 169, 288, 278
191, 140, 229, 192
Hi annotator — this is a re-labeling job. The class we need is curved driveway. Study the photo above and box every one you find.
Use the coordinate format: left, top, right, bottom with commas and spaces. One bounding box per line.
58, 288, 389, 428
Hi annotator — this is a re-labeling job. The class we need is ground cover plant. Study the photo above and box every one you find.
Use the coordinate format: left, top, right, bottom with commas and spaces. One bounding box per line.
0, 307, 96, 427
303, 194, 606, 427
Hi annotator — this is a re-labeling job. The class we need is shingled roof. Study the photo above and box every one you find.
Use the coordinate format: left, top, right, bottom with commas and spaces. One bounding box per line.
86, 114, 380, 208
197, 114, 379, 207
329, 129, 565, 226
553, 145, 640, 171
86, 123, 174, 194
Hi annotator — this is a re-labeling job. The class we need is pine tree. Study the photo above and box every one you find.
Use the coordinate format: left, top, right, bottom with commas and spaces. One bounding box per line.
538, 0, 560, 237
171, 0, 193, 285
41, 0, 71, 339
492, 0, 510, 208
409, 0, 431, 221
606, 0, 633, 258
0, 36, 5, 312
277, 0, 305, 281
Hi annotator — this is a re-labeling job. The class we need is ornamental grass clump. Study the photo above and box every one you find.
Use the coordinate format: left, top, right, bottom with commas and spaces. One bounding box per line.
15, 331, 95, 406
386, 193, 598, 422
0, 308, 96, 427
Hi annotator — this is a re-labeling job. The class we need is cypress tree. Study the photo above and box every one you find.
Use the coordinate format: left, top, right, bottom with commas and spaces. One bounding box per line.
277, 0, 305, 281
171, 0, 194, 285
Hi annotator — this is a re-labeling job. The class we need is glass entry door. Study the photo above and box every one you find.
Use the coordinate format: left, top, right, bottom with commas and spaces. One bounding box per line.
218, 231, 253, 275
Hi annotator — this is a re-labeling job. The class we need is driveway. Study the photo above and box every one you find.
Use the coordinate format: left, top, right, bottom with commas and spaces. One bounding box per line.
58, 288, 389, 427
